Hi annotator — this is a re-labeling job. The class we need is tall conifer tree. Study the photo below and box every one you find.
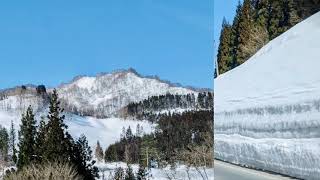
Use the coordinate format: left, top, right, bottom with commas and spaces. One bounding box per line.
217, 18, 233, 74
9, 120, 17, 164
17, 106, 37, 169
43, 89, 69, 161
34, 117, 47, 162
0, 126, 9, 162
236, 0, 254, 64
72, 134, 99, 180
231, 1, 243, 67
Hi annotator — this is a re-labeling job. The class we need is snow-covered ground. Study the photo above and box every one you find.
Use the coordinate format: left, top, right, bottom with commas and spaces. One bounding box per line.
66, 115, 153, 148
95, 162, 214, 180
0, 110, 153, 148
214, 12, 320, 180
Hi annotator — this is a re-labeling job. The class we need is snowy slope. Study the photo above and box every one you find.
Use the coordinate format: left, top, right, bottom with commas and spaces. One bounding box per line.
56, 69, 198, 117
215, 12, 320, 179
0, 110, 152, 148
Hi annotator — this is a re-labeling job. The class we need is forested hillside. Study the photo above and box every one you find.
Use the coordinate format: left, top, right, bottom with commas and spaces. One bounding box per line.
120, 92, 213, 120
216, 0, 320, 75
105, 110, 213, 167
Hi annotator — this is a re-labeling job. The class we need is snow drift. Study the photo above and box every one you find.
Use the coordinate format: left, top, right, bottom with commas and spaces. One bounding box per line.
214, 12, 320, 179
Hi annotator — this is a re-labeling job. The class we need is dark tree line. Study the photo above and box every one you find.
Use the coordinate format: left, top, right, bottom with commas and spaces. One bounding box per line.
295, 0, 320, 19
155, 110, 213, 164
104, 126, 142, 164
8, 89, 98, 179
124, 92, 213, 120
105, 110, 213, 168
216, 0, 320, 76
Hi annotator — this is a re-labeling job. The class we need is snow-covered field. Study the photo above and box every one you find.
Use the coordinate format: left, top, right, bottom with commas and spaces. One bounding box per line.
66, 115, 153, 148
95, 162, 214, 180
215, 12, 320, 180
0, 110, 153, 148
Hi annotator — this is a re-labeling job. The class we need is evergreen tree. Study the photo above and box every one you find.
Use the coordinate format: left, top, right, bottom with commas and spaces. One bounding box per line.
121, 127, 126, 141
104, 144, 118, 162
72, 134, 99, 180
126, 126, 133, 142
283, 0, 300, 28
136, 164, 148, 180
9, 120, 17, 164
231, 1, 243, 67
95, 140, 104, 162
268, 0, 284, 39
17, 106, 37, 169
197, 93, 205, 108
43, 89, 69, 161
0, 126, 9, 162
296, 0, 320, 19
34, 117, 47, 163
217, 18, 233, 74
125, 165, 136, 180
235, 0, 254, 64
140, 135, 158, 168
254, 0, 271, 35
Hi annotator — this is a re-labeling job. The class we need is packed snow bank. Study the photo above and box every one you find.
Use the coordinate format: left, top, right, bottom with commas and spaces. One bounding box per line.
215, 12, 320, 179
215, 134, 320, 179
95, 162, 214, 180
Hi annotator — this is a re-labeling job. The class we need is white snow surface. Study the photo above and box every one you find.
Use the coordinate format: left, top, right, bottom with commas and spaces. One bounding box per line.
57, 70, 197, 116
0, 110, 153, 148
66, 115, 153, 148
95, 162, 214, 180
215, 12, 320, 180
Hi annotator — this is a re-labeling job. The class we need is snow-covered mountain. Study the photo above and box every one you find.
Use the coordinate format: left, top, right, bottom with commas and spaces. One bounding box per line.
215, 12, 320, 179
0, 69, 201, 116
57, 69, 199, 117
0, 68, 203, 148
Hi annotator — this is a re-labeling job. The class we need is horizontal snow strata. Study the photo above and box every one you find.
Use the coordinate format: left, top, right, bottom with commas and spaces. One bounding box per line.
214, 134, 320, 180
214, 12, 320, 179
215, 101, 320, 139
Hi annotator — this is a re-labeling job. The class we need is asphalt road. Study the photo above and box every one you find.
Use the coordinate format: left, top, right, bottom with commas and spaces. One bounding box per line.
214, 160, 295, 180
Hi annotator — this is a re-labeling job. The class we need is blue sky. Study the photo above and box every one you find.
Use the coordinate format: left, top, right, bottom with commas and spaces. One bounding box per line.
214, 0, 240, 70
0, 0, 213, 89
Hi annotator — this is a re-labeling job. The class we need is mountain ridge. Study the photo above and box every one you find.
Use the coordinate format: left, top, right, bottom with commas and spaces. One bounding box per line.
1, 68, 211, 118
57, 68, 211, 92
0, 68, 211, 92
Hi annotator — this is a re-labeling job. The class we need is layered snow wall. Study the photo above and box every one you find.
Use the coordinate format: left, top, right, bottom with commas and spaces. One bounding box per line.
214, 12, 320, 180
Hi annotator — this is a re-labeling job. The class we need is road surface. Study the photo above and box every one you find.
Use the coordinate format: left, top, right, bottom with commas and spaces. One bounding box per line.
214, 160, 296, 180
